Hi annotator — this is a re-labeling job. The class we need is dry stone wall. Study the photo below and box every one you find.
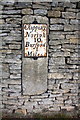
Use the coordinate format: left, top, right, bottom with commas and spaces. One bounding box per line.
0, 0, 80, 117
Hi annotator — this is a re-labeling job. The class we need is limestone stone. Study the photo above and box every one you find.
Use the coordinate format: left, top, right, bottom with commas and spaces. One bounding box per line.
0, 19, 5, 24
9, 45, 21, 49
49, 32, 65, 40
34, 9, 47, 16
15, 108, 27, 115
33, 3, 51, 9
10, 64, 21, 70
77, 13, 80, 19
50, 18, 69, 24
50, 25, 63, 30
64, 2, 76, 8
66, 8, 79, 12
61, 83, 77, 90
0, 5, 3, 10
48, 10, 61, 17
22, 15, 48, 24
4, 59, 21, 64
22, 8, 33, 15
49, 57, 65, 65
70, 19, 79, 24
0, 0, 15, 5
65, 99, 72, 104
2, 72, 9, 79
2, 15, 21, 18
62, 12, 76, 19
64, 25, 78, 31
42, 98, 53, 105
3, 10, 21, 14
24, 101, 37, 112
0, 33, 7, 36
10, 74, 21, 79
52, 7, 64, 11
48, 73, 64, 79
49, 107, 60, 111
2, 64, 9, 72
66, 35, 78, 39
70, 38, 79, 44
61, 106, 75, 111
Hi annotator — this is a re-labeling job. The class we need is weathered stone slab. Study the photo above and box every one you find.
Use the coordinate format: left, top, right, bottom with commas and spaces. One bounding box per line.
22, 15, 48, 95
22, 58, 47, 95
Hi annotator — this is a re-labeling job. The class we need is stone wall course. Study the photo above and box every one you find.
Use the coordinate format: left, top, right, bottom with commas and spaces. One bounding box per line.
1, 0, 79, 118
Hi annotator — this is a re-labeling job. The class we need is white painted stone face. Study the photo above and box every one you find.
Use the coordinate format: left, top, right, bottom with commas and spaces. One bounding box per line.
24, 24, 47, 57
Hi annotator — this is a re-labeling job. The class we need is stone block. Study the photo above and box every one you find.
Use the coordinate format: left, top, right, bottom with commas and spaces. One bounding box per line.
61, 106, 75, 111
66, 8, 79, 12
48, 10, 61, 17
22, 8, 33, 15
10, 64, 21, 70
64, 2, 76, 8
4, 59, 21, 64
70, 19, 79, 24
9, 45, 21, 50
0, 33, 7, 37
10, 74, 21, 79
48, 73, 64, 79
33, 3, 51, 9
0, 5, 3, 10
2, 72, 9, 79
15, 108, 27, 115
3, 10, 21, 15
65, 99, 72, 104
49, 57, 65, 65
70, 38, 79, 44
52, 7, 64, 11
34, 9, 47, 16
10, 70, 21, 74
49, 106, 60, 111
61, 83, 77, 90
0, 19, 5, 24
49, 32, 65, 40
64, 25, 78, 31
50, 25, 63, 30
62, 12, 76, 19
42, 98, 53, 105
51, 1, 58, 7
76, 13, 80, 19
24, 101, 37, 112
0, 0, 15, 5
66, 35, 78, 39
50, 18, 69, 24
2, 64, 9, 72
22, 15, 48, 24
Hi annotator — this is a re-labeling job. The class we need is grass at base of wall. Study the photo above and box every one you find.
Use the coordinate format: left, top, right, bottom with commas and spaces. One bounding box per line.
2, 112, 80, 120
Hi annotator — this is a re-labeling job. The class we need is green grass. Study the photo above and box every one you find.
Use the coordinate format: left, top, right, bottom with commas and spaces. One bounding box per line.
33, 113, 72, 120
